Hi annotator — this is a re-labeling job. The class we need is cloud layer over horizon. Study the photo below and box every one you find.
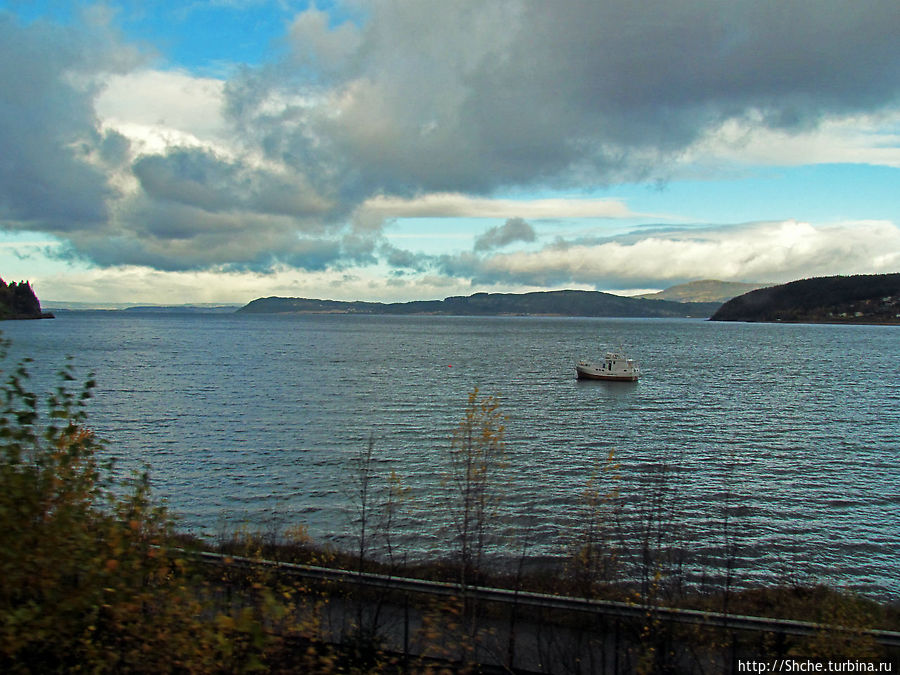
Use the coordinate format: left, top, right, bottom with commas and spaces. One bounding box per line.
1, 1, 899, 300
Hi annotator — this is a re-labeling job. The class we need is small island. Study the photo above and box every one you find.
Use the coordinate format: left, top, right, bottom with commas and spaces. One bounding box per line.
0, 278, 54, 320
710, 273, 900, 324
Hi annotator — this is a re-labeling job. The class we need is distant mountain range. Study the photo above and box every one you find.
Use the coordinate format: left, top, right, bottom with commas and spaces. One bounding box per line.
43, 302, 240, 312
43, 275, 899, 323
238, 290, 722, 318
636, 279, 772, 303
710, 273, 900, 324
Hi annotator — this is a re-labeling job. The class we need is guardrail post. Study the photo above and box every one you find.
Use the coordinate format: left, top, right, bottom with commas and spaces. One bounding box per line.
613, 616, 620, 675
403, 591, 409, 668
729, 629, 737, 674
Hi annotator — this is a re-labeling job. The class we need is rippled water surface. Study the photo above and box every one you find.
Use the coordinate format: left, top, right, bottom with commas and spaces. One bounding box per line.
4, 312, 899, 598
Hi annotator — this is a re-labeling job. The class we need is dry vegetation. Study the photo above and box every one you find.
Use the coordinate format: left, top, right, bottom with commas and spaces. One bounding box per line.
2, 334, 897, 673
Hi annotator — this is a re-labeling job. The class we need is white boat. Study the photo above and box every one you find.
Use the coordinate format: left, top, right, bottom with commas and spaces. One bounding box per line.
575, 352, 640, 381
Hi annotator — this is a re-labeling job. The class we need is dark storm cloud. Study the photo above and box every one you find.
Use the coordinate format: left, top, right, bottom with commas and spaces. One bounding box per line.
0, 10, 346, 273
0, 12, 137, 231
132, 148, 332, 219
233, 0, 900, 200
379, 243, 431, 272
2, 2, 900, 275
57, 205, 347, 272
473, 218, 536, 252
104, 147, 347, 269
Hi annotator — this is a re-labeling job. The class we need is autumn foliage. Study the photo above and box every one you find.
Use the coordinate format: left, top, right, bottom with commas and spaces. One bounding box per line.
1, 334, 895, 672
0, 337, 340, 673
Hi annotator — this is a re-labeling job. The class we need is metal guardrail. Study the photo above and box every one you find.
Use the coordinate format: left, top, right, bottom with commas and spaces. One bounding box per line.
188, 549, 900, 649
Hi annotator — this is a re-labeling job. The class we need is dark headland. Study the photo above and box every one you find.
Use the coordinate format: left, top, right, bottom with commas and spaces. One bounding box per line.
710, 273, 900, 324
238, 289, 722, 318
0, 278, 53, 320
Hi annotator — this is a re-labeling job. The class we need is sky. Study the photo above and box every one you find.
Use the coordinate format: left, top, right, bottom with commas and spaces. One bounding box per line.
1, 1, 898, 305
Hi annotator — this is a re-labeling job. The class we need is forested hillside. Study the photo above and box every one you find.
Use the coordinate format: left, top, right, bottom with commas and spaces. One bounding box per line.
240, 289, 721, 318
710, 274, 900, 324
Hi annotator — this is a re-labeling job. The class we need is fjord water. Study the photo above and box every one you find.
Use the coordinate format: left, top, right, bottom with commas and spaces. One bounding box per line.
5, 312, 899, 599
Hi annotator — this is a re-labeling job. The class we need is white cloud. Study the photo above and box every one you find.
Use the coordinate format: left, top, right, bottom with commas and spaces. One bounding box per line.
32, 263, 476, 305
360, 193, 636, 220
471, 220, 900, 287
287, 5, 362, 74
687, 111, 900, 169
96, 69, 230, 156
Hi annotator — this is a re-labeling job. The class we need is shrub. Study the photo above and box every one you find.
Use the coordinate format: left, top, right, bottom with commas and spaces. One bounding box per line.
0, 335, 295, 673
